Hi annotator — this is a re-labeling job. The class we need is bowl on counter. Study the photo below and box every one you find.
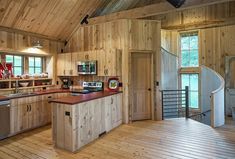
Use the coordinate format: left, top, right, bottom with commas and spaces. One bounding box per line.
19, 82, 29, 87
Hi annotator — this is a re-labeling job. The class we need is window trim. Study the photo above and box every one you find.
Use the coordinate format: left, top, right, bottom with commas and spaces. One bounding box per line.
179, 31, 200, 69
28, 56, 43, 75
178, 30, 201, 111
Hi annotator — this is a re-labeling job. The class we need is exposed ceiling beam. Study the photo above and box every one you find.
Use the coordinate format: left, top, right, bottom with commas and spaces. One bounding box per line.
0, 26, 64, 42
88, 0, 232, 25
162, 18, 235, 31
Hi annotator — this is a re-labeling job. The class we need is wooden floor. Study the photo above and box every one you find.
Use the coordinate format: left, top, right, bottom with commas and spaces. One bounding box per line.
0, 118, 235, 159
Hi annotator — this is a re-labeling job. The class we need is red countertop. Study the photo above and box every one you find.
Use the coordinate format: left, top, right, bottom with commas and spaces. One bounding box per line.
49, 91, 122, 105
0, 89, 122, 105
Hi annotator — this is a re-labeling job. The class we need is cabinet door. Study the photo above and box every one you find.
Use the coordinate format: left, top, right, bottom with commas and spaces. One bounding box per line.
104, 96, 112, 132
18, 104, 29, 131
97, 50, 106, 76
71, 52, 79, 76
28, 102, 40, 128
79, 102, 92, 147
57, 54, 65, 76
106, 49, 122, 76
116, 94, 122, 123
111, 95, 117, 127
86, 50, 97, 61
64, 53, 72, 76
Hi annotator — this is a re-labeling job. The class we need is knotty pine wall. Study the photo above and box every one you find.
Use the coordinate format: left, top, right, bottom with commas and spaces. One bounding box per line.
64, 19, 161, 123
161, 25, 235, 78
0, 30, 64, 82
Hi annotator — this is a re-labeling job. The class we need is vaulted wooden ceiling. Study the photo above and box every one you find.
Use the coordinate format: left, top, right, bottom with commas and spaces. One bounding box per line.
0, 0, 163, 41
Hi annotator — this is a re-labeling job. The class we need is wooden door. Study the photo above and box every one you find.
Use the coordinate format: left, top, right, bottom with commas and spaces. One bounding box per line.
131, 53, 152, 121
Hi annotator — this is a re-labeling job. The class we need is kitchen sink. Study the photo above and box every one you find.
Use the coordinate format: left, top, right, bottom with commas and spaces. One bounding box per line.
7, 92, 36, 97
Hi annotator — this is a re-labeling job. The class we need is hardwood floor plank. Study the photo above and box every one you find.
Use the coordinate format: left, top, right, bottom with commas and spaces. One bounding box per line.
0, 118, 235, 159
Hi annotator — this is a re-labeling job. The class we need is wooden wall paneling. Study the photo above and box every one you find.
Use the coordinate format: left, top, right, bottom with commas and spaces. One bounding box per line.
162, 24, 235, 83
65, 19, 161, 123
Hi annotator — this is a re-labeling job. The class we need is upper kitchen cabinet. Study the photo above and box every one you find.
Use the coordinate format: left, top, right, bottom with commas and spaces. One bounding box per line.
97, 49, 122, 77
57, 53, 77, 76
57, 49, 121, 77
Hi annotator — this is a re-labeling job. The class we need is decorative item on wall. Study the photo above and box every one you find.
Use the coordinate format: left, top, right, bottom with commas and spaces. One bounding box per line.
108, 77, 119, 91
0, 62, 13, 79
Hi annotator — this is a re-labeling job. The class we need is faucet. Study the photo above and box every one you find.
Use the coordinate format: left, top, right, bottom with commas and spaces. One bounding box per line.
15, 80, 19, 94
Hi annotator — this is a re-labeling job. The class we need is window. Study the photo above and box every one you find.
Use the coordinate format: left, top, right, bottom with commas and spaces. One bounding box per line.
181, 74, 199, 109
180, 32, 199, 67
29, 57, 42, 74
6, 55, 23, 76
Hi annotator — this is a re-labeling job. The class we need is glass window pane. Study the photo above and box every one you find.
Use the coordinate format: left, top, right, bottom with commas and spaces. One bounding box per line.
29, 57, 35, 67
14, 67, 22, 76
35, 57, 42, 67
6, 55, 13, 63
189, 50, 199, 66
29, 67, 34, 75
181, 74, 199, 109
190, 74, 198, 91
180, 33, 199, 67
190, 91, 199, 108
14, 56, 22, 66
181, 36, 190, 50
35, 68, 42, 74
181, 74, 189, 89
181, 51, 190, 67
190, 35, 198, 50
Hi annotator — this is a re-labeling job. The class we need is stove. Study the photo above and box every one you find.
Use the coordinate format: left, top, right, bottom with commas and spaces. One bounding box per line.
71, 81, 103, 95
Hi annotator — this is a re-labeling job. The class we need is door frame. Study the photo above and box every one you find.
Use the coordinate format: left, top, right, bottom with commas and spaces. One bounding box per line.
129, 50, 155, 121
225, 56, 235, 115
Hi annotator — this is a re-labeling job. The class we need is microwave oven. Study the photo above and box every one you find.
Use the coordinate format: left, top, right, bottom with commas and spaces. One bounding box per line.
77, 61, 97, 75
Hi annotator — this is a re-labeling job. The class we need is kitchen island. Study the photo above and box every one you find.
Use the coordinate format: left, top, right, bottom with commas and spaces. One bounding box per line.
50, 91, 122, 152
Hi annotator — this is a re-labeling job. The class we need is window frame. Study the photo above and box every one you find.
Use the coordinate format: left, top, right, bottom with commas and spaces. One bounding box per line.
178, 30, 201, 111
28, 56, 43, 75
180, 73, 200, 109
5, 54, 23, 76
179, 31, 199, 68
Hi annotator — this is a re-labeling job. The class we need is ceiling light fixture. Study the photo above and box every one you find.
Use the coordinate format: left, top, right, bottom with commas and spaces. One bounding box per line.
32, 40, 43, 49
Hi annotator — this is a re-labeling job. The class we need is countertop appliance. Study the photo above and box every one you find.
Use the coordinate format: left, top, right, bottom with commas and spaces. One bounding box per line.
0, 100, 10, 140
71, 81, 103, 95
77, 61, 97, 75
61, 78, 71, 89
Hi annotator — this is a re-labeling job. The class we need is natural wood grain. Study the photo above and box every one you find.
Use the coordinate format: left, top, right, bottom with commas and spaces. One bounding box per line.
65, 19, 161, 123
52, 94, 122, 152
149, 1, 235, 30
0, 118, 235, 159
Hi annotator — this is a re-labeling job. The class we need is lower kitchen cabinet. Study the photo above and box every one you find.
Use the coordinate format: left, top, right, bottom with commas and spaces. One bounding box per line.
52, 93, 122, 152
9, 93, 65, 136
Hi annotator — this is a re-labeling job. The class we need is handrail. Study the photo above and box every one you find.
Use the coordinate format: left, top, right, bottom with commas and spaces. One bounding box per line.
161, 47, 178, 57
189, 109, 211, 118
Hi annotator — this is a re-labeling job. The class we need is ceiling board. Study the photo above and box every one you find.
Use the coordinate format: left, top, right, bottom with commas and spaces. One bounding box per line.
0, 0, 163, 40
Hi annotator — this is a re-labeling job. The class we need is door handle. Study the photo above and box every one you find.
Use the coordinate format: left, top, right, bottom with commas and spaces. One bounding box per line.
148, 88, 151, 91
27, 105, 29, 112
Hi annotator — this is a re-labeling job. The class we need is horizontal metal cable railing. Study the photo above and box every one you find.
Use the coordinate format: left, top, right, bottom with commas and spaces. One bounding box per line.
161, 86, 189, 119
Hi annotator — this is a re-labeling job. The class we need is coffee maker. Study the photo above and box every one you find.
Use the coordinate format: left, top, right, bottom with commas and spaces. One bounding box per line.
61, 78, 72, 89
